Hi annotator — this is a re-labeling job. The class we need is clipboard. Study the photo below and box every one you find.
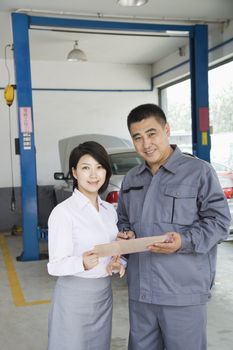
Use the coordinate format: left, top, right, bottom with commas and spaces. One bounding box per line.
94, 235, 167, 257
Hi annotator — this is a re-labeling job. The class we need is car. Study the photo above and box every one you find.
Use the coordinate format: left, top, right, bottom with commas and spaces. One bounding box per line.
211, 162, 233, 240
53, 135, 233, 240
53, 134, 141, 208
211, 162, 233, 181
54, 146, 142, 207
217, 174, 233, 241
101, 148, 143, 206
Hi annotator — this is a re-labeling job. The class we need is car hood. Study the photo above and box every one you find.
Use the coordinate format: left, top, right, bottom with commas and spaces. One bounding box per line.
58, 134, 132, 175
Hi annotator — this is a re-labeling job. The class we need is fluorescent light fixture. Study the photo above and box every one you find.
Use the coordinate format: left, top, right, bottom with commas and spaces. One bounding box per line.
67, 40, 87, 62
166, 30, 189, 36
117, 0, 149, 6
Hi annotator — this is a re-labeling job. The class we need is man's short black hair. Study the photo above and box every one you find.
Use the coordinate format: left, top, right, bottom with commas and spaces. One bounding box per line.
127, 104, 167, 130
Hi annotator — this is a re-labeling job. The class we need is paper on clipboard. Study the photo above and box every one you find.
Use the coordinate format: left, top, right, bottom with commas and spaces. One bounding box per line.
94, 235, 167, 257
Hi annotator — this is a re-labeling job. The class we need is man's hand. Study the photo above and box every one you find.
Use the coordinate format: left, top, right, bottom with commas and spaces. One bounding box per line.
147, 232, 182, 254
117, 230, 135, 240
107, 256, 125, 278
83, 250, 99, 270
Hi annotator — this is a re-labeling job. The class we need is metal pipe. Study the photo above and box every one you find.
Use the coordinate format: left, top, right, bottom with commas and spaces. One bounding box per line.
14, 8, 229, 25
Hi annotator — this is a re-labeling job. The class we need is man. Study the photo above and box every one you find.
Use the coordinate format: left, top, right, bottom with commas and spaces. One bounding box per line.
117, 103, 231, 350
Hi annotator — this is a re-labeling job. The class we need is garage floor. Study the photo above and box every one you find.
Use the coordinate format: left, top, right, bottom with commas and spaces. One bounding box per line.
0, 232, 232, 350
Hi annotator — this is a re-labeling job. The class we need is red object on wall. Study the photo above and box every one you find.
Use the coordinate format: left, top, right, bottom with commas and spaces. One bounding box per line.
199, 107, 209, 131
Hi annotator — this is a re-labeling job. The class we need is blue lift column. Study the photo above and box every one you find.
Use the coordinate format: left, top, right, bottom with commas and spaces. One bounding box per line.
11, 13, 40, 261
189, 24, 210, 162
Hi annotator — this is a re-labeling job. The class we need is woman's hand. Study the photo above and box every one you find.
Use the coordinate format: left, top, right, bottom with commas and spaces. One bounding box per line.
83, 250, 99, 270
107, 256, 125, 278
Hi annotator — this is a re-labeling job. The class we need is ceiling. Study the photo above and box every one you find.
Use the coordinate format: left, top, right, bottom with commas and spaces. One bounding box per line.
0, 0, 232, 64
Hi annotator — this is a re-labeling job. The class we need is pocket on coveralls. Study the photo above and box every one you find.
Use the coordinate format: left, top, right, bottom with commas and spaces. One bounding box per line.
162, 184, 198, 225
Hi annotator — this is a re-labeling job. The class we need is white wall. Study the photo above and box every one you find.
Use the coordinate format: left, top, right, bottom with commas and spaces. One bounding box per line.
0, 59, 157, 187
33, 90, 157, 186
208, 20, 233, 65
152, 19, 233, 87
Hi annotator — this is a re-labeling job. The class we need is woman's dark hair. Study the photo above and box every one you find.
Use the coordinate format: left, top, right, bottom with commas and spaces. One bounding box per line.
69, 141, 112, 193
127, 103, 167, 130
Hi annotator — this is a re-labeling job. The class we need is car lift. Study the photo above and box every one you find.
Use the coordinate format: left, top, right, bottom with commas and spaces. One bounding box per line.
11, 13, 210, 260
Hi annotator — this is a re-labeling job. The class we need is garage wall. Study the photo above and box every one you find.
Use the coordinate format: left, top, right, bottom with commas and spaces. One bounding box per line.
0, 60, 156, 188
152, 19, 233, 87
33, 89, 157, 186
0, 58, 157, 230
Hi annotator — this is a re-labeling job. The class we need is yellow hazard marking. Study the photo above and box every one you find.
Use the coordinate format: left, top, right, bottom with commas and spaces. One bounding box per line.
0, 235, 50, 307
202, 132, 208, 145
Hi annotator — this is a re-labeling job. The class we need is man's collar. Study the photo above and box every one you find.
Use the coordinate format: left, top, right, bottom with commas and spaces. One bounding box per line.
135, 161, 148, 175
161, 145, 181, 174
135, 145, 184, 175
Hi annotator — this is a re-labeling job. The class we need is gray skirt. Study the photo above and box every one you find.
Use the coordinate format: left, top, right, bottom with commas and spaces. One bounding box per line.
48, 276, 112, 350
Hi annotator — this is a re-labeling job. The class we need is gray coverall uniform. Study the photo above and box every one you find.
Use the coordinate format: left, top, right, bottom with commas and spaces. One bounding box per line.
117, 145, 231, 350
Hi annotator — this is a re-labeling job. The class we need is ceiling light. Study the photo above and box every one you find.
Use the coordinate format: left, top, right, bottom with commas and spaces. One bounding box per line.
66, 40, 87, 62
117, 0, 149, 7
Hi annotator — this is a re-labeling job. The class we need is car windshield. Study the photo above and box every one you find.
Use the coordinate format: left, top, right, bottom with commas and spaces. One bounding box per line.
110, 152, 143, 175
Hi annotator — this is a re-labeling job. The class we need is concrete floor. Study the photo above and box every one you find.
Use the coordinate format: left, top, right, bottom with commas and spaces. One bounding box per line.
0, 232, 232, 350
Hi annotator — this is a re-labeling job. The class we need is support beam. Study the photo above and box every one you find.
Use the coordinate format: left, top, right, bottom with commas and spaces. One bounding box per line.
189, 24, 210, 162
11, 13, 40, 261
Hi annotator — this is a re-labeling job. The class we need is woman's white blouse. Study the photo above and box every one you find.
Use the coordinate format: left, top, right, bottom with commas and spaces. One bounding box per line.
47, 189, 119, 278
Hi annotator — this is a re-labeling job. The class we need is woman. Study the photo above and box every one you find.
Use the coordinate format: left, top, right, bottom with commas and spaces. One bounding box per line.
47, 141, 126, 350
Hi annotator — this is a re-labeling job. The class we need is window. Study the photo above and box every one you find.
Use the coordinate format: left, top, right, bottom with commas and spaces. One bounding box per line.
160, 79, 192, 153
209, 61, 233, 168
160, 60, 233, 168
110, 152, 142, 174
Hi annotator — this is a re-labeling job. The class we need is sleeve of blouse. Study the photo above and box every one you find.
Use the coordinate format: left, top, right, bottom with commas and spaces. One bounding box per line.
47, 205, 85, 276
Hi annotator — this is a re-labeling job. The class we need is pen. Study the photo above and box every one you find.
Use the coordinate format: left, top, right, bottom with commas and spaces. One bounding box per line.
123, 229, 129, 240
